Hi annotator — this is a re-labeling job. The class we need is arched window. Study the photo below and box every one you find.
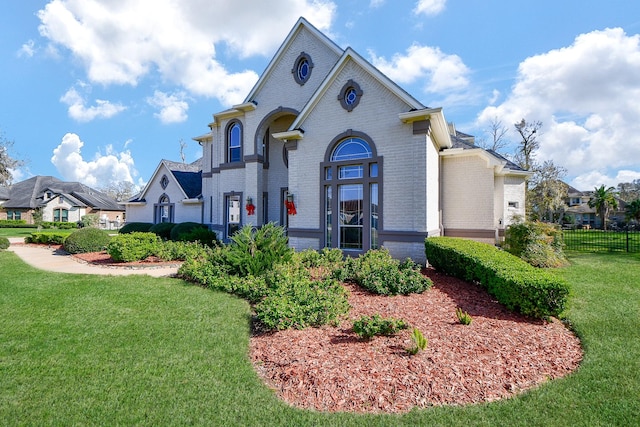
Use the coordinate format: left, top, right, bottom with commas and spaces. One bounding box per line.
155, 194, 174, 223
322, 133, 381, 252
227, 121, 242, 163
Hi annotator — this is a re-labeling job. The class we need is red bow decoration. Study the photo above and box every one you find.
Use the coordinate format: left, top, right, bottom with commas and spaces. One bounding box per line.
246, 203, 255, 215
285, 200, 297, 215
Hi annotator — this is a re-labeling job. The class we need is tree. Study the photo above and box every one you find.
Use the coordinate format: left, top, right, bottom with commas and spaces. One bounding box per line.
617, 179, 640, 202
179, 138, 187, 164
100, 181, 139, 202
477, 116, 510, 153
527, 160, 568, 223
513, 118, 542, 172
625, 199, 640, 223
588, 185, 618, 230
0, 129, 24, 187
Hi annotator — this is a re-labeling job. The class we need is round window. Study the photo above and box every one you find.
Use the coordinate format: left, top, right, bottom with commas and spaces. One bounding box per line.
339, 80, 363, 111
292, 52, 313, 85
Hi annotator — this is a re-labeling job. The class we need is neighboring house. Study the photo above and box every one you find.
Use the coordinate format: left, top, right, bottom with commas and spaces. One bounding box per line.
124, 159, 203, 224
184, 17, 529, 263
0, 176, 124, 227
563, 184, 627, 228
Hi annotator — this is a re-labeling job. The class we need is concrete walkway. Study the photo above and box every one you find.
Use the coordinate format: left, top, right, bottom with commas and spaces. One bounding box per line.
6, 238, 180, 277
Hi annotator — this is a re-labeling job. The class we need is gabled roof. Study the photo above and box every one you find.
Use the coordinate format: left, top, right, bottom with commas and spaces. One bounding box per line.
130, 158, 202, 203
1, 176, 123, 211
243, 17, 343, 104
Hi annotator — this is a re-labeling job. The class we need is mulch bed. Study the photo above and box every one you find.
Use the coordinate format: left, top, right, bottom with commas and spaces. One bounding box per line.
71, 250, 181, 267
250, 269, 582, 413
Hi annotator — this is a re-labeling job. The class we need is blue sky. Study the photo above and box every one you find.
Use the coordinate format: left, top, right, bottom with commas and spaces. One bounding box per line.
1, 0, 639, 192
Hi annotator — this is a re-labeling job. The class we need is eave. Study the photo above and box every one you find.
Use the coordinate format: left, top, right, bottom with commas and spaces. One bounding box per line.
399, 108, 452, 149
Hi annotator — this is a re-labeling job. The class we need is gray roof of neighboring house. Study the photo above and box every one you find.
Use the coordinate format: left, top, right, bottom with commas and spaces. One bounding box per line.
1, 176, 123, 211
0, 186, 9, 200
449, 132, 527, 172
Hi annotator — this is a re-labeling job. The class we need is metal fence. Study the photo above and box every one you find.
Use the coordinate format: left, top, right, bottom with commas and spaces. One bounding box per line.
563, 227, 640, 253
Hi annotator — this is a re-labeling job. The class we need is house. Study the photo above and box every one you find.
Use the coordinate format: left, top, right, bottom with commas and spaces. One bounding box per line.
0, 176, 124, 227
182, 17, 530, 263
563, 184, 627, 229
124, 159, 203, 224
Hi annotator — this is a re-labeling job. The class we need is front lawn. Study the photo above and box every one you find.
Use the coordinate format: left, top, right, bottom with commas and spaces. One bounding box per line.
0, 250, 638, 426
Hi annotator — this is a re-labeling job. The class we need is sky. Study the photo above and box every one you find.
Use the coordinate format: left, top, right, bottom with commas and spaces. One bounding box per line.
1, 0, 639, 192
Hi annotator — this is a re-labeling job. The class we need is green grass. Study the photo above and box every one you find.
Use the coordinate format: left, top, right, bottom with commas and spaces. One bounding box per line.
0, 250, 638, 426
0, 227, 37, 239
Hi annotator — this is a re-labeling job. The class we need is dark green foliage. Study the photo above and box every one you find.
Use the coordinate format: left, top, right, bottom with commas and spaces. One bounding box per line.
25, 232, 68, 245
107, 232, 162, 262
0, 236, 9, 250
336, 248, 432, 295
173, 225, 219, 247
294, 247, 344, 269
352, 314, 408, 340
155, 240, 212, 262
425, 236, 570, 319
169, 222, 207, 241
118, 222, 153, 234
225, 223, 293, 277
504, 221, 568, 268
148, 222, 176, 239
63, 227, 111, 254
255, 272, 350, 330
40, 221, 78, 229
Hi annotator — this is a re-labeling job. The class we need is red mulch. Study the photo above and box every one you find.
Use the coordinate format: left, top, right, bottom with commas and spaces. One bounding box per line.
71, 250, 181, 267
250, 269, 582, 413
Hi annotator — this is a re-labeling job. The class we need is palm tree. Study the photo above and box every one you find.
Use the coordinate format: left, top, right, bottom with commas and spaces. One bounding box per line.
588, 185, 618, 230
625, 199, 640, 223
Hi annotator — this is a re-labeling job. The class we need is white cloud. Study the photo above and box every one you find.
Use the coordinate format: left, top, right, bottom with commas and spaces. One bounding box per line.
37, 0, 336, 106
369, 44, 470, 93
370, 0, 385, 8
414, 0, 447, 16
51, 133, 138, 187
147, 91, 189, 124
476, 28, 640, 189
18, 40, 36, 57
60, 86, 126, 122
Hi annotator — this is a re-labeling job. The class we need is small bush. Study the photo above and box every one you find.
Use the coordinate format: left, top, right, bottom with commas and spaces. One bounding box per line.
425, 236, 570, 319
174, 226, 219, 247
406, 328, 428, 355
155, 240, 211, 262
79, 214, 100, 228
352, 314, 408, 340
107, 232, 162, 262
40, 221, 78, 229
225, 223, 293, 277
149, 222, 176, 240
119, 222, 153, 234
455, 308, 473, 325
63, 227, 111, 254
169, 222, 207, 241
504, 220, 568, 268
25, 232, 68, 245
338, 249, 432, 295
0, 237, 10, 250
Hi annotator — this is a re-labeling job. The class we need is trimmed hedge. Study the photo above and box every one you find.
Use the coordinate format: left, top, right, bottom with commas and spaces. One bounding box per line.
424, 237, 570, 319
149, 222, 176, 240
169, 222, 207, 241
119, 222, 153, 234
25, 232, 68, 245
63, 227, 111, 254
107, 232, 162, 262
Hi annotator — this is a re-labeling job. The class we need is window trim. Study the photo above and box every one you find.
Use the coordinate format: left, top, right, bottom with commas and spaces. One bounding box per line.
291, 52, 314, 85
225, 120, 243, 164
338, 79, 363, 112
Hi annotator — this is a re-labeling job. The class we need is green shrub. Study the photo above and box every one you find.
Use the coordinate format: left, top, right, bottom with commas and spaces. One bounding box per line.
255, 274, 350, 330
63, 227, 111, 254
40, 221, 78, 229
25, 232, 68, 245
504, 221, 568, 268
149, 222, 176, 240
178, 247, 232, 286
0, 236, 10, 250
79, 214, 99, 228
337, 249, 432, 295
352, 314, 408, 340
169, 222, 206, 241
107, 232, 162, 262
424, 236, 570, 319
455, 307, 473, 325
225, 223, 293, 277
155, 240, 211, 262
406, 328, 427, 355
174, 226, 219, 247
119, 222, 154, 234
0, 219, 27, 226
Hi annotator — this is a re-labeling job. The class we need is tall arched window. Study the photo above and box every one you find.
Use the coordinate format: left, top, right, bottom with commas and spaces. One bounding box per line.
322, 132, 381, 252
154, 194, 174, 223
227, 121, 242, 163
